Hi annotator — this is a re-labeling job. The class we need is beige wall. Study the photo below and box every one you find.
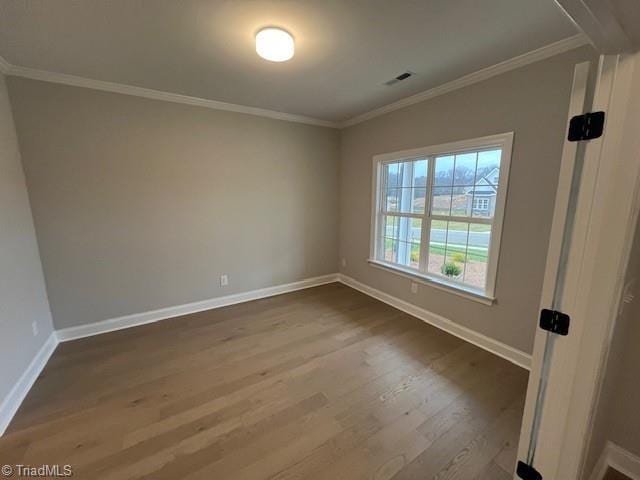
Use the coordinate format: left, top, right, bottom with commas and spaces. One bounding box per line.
584, 62, 640, 476
7, 78, 340, 329
0, 74, 53, 404
5, 45, 596, 353
338, 46, 597, 354
585, 222, 640, 475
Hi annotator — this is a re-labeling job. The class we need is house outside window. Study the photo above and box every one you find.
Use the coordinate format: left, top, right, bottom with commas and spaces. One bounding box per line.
467, 169, 498, 216
369, 133, 513, 300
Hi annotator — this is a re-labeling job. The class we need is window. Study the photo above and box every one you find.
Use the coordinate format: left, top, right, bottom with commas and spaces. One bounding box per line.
473, 198, 489, 210
370, 133, 513, 300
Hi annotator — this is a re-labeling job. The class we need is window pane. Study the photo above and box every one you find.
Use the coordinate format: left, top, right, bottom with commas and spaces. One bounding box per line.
443, 222, 470, 280
451, 189, 471, 217
426, 220, 491, 289
385, 162, 400, 188
384, 238, 397, 263
399, 188, 413, 213
385, 158, 429, 214
397, 241, 420, 269
434, 155, 454, 186
467, 193, 492, 218
427, 220, 447, 276
454, 152, 477, 186
383, 215, 399, 240
472, 149, 501, 219
385, 188, 400, 212
382, 215, 399, 263
382, 215, 417, 245
412, 187, 426, 214
398, 161, 411, 188
382, 215, 421, 269
396, 216, 417, 245
431, 187, 452, 216
409, 217, 422, 243
413, 159, 428, 187
476, 149, 501, 185
429, 221, 469, 280
384, 187, 415, 214
471, 194, 494, 219
463, 223, 492, 289
398, 218, 422, 269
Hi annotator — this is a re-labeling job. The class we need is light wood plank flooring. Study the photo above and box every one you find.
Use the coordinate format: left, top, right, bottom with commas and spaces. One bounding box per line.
0, 283, 528, 479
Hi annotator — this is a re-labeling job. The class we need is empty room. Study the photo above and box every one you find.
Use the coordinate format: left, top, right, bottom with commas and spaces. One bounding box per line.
1, 2, 639, 479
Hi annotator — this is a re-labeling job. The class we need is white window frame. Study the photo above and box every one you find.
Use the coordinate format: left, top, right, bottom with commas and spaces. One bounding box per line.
368, 132, 514, 304
474, 197, 489, 210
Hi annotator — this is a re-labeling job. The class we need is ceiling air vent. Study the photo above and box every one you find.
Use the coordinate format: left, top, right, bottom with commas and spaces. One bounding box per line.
384, 71, 415, 86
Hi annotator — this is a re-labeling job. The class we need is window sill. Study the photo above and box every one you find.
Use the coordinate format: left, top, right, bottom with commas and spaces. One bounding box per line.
367, 259, 496, 306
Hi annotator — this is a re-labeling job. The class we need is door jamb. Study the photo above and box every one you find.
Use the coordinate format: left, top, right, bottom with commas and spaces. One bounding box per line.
516, 52, 640, 480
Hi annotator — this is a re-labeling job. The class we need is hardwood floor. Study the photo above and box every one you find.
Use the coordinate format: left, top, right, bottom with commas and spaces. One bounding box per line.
603, 468, 633, 480
0, 283, 528, 479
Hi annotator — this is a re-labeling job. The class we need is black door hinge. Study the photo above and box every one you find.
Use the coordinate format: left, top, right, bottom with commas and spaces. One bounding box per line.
517, 461, 543, 480
540, 309, 570, 336
568, 111, 605, 141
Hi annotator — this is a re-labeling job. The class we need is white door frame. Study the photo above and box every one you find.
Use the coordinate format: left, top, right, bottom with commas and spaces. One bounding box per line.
516, 52, 640, 479
553, 0, 637, 54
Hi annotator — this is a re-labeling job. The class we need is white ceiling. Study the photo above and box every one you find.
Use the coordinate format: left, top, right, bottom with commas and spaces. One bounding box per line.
607, 0, 640, 49
0, 0, 578, 123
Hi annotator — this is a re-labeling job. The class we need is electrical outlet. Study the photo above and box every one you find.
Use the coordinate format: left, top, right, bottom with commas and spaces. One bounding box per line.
411, 282, 418, 294
341, 258, 347, 268
32, 321, 39, 337
220, 274, 229, 286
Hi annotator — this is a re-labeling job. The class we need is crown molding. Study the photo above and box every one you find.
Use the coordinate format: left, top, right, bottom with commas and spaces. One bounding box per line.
340, 33, 590, 127
0, 58, 339, 128
0, 34, 589, 130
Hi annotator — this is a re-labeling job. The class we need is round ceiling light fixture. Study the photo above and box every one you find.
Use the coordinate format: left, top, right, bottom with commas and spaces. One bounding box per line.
255, 27, 294, 62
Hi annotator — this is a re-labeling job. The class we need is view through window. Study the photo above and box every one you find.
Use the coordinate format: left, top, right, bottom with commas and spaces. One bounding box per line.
372, 134, 511, 296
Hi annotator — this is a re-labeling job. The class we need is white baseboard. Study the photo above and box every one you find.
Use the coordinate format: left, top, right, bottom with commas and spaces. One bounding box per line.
607, 442, 640, 480
337, 273, 532, 370
53, 271, 532, 367
2, 271, 532, 437
0, 274, 337, 437
592, 446, 610, 480
0, 332, 58, 435
56, 274, 340, 342
591, 442, 640, 480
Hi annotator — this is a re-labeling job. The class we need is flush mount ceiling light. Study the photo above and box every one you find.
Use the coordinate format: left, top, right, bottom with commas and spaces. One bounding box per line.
255, 27, 294, 62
